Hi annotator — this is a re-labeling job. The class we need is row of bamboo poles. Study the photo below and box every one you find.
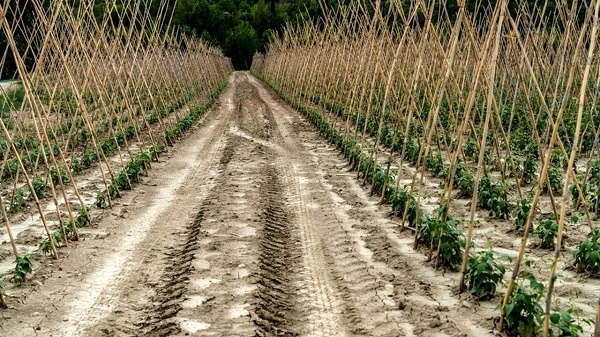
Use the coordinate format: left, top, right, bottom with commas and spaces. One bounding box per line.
253, 0, 600, 335
0, 0, 231, 301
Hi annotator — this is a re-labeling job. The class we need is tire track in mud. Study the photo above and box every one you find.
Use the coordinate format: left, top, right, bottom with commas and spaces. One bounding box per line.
135, 137, 238, 337
46, 77, 243, 337
254, 161, 300, 336
64, 75, 246, 337
134, 208, 206, 336
229, 79, 350, 336
235, 78, 300, 335
251, 77, 363, 336
248, 72, 488, 337
137, 74, 301, 337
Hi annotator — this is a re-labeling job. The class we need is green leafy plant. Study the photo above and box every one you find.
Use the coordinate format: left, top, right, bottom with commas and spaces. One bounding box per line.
76, 206, 91, 228
533, 218, 559, 250
573, 227, 600, 275
100, 137, 117, 154
13, 253, 34, 284
545, 167, 564, 195
113, 171, 131, 190
478, 174, 510, 219
82, 148, 98, 168
38, 237, 55, 256
389, 187, 422, 228
10, 188, 27, 213
569, 179, 589, 211
456, 170, 475, 197
502, 275, 545, 337
551, 150, 567, 170
149, 143, 166, 159
464, 138, 478, 159
32, 177, 47, 199
52, 230, 63, 247
405, 140, 420, 165
108, 184, 119, 199
426, 151, 444, 176
373, 167, 395, 199
514, 198, 532, 231
50, 166, 69, 185
520, 154, 538, 185
464, 250, 506, 300
418, 207, 465, 270
588, 158, 600, 181
63, 220, 76, 238
548, 309, 588, 337
70, 155, 83, 175
96, 191, 109, 209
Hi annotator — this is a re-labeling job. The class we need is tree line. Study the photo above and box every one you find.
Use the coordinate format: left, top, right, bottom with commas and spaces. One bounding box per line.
0, 0, 580, 77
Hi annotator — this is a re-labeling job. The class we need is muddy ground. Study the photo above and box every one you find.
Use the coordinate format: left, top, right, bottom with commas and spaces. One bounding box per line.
0, 72, 540, 336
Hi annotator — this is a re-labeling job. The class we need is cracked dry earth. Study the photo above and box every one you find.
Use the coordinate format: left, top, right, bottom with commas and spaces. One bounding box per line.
0, 72, 495, 337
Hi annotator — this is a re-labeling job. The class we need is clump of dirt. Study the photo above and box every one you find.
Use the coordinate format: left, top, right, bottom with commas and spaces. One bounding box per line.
15, 228, 42, 245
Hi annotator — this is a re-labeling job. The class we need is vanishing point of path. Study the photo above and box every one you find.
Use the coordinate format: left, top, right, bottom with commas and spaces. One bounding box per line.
0, 72, 493, 337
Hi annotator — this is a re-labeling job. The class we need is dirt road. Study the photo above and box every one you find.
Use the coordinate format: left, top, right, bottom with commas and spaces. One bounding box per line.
0, 72, 495, 337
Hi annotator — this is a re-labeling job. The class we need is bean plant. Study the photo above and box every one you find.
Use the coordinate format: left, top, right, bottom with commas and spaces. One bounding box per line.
464, 250, 505, 300
573, 228, 600, 275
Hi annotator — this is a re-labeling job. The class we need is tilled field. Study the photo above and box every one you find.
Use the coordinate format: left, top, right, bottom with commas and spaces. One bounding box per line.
1, 72, 498, 337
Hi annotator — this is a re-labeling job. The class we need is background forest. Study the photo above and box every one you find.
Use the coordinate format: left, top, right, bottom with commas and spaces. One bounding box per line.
0, 0, 573, 76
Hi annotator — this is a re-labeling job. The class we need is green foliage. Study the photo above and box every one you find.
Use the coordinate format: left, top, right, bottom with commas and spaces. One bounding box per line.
520, 154, 538, 185
389, 187, 421, 227
545, 167, 564, 195
464, 138, 477, 159
50, 166, 70, 186
514, 198, 532, 231
105, 149, 155, 200
588, 158, 600, 181
0, 85, 25, 113
4, 160, 18, 180
456, 169, 475, 197
533, 218, 559, 250
426, 151, 444, 176
569, 179, 600, 214
63, 220, 76, 238
51, 230, 63, 247
13, 253, 34, 284
478, 174, 510, 219
113, 171, 131, 190
551, 150, 567, 170
404, 140, 420, 165
225, 21, 259, 69
96, 191, 109, 209
373, 167, 395, 199
548, 309, 587, 337
39, 236, 55, 256
502, 275, 545, 337
32, 177, 47, 199
76, 206, 92, 228
10, 188, 27, 212
171, 0, 325, 69
82, 148, 98, 168
464, 250, 506, 300
573, 228, 600, 275
70, 155, 83, 175
417, 207, 465, 270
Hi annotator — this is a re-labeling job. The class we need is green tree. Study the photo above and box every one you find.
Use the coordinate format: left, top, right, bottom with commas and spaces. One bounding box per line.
225, 21, 259, 69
